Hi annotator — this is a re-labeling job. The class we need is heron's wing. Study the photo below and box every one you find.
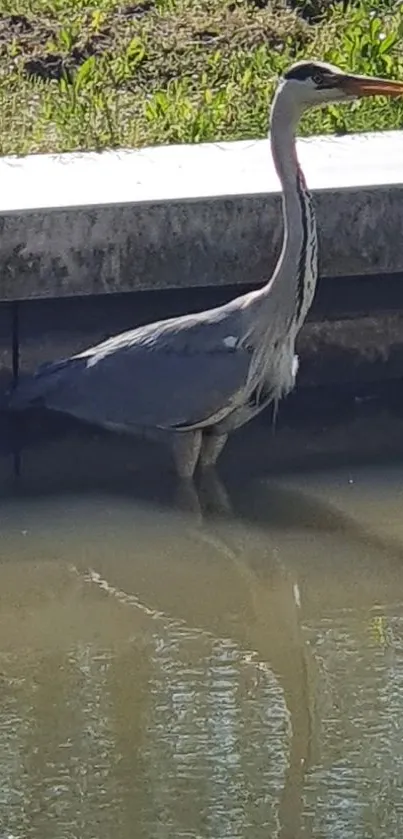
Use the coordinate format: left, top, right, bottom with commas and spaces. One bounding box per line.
9, 312, 252, 429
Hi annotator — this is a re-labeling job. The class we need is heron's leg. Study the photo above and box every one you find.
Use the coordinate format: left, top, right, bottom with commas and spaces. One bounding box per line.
172, 430, 203, 480
199, 431, 228, 470
174, 478, 203, 522
198, 468, 233, 516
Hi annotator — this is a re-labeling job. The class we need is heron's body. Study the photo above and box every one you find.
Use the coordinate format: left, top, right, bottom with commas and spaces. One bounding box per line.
9, 61, 403, 478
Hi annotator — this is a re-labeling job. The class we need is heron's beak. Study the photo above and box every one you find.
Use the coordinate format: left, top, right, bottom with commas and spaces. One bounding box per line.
338, 73, 403, 98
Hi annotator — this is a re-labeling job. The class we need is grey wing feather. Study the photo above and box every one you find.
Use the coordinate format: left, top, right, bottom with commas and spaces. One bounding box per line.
9, 308, 252, 430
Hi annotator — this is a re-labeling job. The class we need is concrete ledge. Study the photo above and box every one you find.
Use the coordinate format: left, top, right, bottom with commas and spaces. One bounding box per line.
1, 130, 403, 301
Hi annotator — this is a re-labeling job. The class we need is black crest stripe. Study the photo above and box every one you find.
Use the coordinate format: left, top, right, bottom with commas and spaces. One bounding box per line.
284, 63, 319, 82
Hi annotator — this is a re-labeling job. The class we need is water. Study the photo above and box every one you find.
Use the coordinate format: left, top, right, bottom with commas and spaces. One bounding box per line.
1, 427, 403, 838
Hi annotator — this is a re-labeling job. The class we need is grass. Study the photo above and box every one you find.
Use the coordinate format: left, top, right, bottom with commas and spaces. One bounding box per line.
0, 0, 403, 154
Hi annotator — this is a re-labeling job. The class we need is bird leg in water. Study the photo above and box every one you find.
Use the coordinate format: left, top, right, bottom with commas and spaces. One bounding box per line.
199, 431, 228, 470
197, 467, 233, 516
172, 429, 203, 479
174, 477, 204, 521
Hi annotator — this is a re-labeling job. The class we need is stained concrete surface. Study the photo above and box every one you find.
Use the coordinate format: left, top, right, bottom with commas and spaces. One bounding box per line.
2, 133, 403, 300
2, 189, 403, 301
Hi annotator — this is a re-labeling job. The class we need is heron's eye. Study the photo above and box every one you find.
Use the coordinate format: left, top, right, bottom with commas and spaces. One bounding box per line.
312, 71, 324, 86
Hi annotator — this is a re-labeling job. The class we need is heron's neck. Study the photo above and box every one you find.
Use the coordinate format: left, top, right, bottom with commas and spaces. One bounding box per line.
245, 88, 316, 345
271, 92, 299, 178
269, 88, 306, 234
259, 87, 316, 311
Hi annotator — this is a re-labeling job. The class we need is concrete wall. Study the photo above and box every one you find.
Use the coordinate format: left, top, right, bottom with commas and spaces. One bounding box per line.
1, 131, 403, 301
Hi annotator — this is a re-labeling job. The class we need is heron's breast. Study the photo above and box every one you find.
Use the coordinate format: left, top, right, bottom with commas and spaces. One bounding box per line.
295, 182, 318, 329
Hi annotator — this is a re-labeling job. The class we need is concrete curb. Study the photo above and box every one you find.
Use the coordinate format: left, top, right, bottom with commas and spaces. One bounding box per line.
1, 131, 403, 301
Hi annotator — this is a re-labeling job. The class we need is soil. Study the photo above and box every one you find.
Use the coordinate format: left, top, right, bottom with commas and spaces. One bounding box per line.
0, 6, 150, 81
0, 1, 310, 84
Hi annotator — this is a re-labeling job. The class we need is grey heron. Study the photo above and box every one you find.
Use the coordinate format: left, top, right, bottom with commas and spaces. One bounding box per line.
9, 61, 403, 479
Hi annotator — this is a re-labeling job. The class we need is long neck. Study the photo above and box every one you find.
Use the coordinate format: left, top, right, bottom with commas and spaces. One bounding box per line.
240, 87, 317, 397
250, 86, 317, 335
270, 87, 308, 270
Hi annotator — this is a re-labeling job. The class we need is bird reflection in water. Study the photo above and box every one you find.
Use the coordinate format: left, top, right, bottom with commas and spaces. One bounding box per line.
4, 419, 403, 837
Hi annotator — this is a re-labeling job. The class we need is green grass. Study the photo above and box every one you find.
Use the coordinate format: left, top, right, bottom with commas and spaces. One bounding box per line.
1, 0, 403, 154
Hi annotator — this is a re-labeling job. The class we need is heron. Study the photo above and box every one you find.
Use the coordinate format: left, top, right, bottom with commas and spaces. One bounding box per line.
8, 60, 403, 480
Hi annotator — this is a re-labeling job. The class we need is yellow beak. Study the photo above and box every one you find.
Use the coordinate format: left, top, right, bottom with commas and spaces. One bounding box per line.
340, 74, 403, 97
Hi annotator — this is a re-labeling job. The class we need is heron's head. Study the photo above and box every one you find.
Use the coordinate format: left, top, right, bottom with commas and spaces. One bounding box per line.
279, 59, 403, 111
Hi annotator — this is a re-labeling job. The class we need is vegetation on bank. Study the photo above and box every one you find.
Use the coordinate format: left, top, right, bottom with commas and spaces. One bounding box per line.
0, 0, 403, 154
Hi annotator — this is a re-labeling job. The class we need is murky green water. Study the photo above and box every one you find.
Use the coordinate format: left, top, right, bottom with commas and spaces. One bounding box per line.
1, 433, 403, 839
